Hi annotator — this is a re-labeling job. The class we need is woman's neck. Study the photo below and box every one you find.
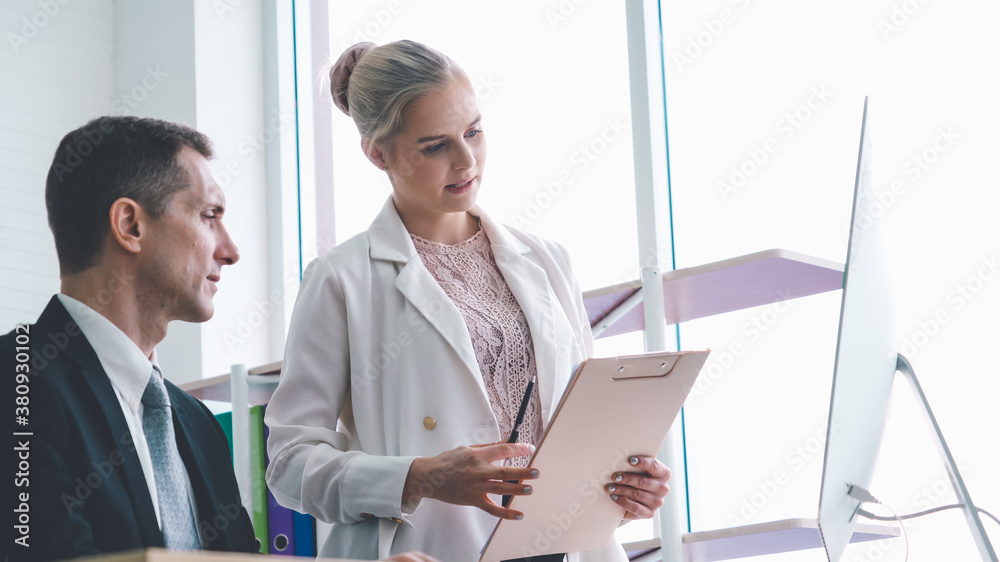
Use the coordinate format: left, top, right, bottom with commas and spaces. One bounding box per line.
394, 202, 479, 244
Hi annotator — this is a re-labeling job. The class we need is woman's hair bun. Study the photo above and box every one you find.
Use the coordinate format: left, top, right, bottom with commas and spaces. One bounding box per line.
329, 42, 377, 116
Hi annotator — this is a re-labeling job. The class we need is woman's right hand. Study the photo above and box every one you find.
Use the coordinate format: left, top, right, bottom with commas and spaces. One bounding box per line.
402, 442, 540, 520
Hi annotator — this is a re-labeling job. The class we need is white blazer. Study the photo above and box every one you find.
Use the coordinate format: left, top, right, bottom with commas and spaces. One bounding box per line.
265, 198, 627, 562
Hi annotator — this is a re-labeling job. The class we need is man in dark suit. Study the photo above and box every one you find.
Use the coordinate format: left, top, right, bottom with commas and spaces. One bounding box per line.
3, 116, 256, 560
3, 117, 438, 562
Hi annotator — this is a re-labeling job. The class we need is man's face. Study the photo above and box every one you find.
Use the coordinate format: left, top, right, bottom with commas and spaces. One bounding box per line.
138, 146, 240, 323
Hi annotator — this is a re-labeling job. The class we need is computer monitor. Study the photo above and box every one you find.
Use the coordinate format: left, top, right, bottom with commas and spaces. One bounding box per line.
817, 97, 899, 562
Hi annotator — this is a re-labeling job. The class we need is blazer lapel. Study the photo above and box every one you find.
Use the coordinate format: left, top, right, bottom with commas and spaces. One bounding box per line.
392, 260, 486, 385
34, 297, 164, 547
72, 350, 164, 547
368, 199, 492, 405
169, 392, 217, 548
475, 210, 560, 425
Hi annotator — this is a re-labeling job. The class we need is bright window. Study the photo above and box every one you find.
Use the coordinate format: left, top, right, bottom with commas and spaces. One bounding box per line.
326, 2, 639, 293
663, 0, 1000, 559
304, 2, 1000, 558
322, 0, 652, 543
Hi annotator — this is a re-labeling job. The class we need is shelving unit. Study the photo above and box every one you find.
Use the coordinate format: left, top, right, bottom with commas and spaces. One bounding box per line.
624, 518, 899, 562
589, 250, 899, 559
181, 248, 845, 402
178, 249, 899, 560
585, 249, 844, 339
181, 362, 280, 517
182, 361, 280, 404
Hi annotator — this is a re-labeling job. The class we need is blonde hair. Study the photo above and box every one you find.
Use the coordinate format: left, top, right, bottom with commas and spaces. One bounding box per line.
332, 40, 468, 153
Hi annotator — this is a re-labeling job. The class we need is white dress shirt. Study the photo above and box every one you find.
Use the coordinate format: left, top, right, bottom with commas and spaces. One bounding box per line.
57, 294, 201, 536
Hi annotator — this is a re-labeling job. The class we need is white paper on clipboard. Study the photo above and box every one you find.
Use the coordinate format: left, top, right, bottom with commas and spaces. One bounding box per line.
479, 349, 710, 561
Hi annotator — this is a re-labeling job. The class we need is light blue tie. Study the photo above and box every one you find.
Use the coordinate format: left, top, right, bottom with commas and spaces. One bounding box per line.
141, 368, 201, 550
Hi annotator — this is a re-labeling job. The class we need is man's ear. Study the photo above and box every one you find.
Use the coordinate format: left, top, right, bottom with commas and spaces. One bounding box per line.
361, 138, 389, 171
108, 197, 145, 255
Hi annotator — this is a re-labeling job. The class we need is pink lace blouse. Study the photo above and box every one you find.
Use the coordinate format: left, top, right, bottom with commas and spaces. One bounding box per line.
411, 227, 541, 466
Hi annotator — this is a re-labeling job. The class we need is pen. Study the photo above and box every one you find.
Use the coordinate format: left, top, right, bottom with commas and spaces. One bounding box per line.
502, 375, 536, 508
507, 375, 536, 444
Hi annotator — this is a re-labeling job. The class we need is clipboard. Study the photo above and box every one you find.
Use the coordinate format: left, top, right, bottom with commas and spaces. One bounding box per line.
480, 349, 710, 561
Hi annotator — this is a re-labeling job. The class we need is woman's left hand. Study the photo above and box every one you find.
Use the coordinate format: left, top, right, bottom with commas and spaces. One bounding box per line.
606, 456, 671, 520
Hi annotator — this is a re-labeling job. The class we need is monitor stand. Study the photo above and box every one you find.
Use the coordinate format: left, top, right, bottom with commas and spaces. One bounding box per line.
895, 354, 997, 560
624, 354, 997, 562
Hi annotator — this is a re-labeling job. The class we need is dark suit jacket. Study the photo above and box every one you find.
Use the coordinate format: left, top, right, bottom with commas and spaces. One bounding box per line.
3, 296, 257, 561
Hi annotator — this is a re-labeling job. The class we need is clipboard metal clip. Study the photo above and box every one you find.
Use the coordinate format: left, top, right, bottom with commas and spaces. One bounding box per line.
611, 353, 681, 380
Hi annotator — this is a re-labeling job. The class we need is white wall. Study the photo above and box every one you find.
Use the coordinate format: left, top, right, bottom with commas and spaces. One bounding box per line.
113, 0, 285, 383
191, 0, 278, 381
0, 0, 113, 333
1, 0, 290, 384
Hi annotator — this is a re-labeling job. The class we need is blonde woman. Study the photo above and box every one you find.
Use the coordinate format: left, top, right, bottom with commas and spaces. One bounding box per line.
264, 40, 671, 562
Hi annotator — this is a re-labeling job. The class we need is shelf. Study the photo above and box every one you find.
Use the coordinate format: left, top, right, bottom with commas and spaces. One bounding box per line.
622, 518, 900, 561
181, 249, 843, 401
179, 367, 280, 404
584, 249, 844, 339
